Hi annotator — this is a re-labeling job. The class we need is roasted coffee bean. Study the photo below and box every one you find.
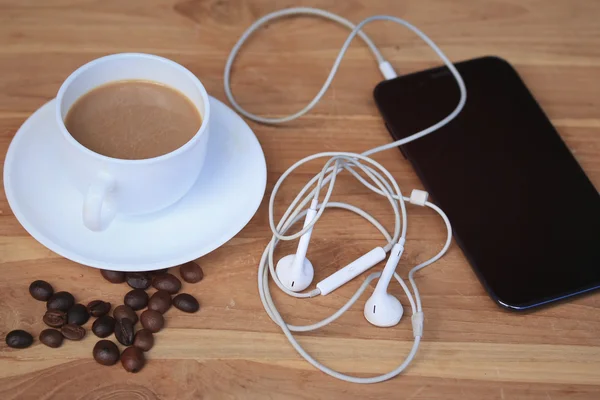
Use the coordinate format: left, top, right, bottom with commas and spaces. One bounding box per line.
113, 305, 138, 324
147, 290, 172, 314
140, 310, 164, 333
133, 329, 154, 352
46, 291, 75, 312
39, 329, 63, 348
61, 323, 86, 340
87, 300, 111, 317
29, 280, 54, 301
152, 273, 181, 294
121, 346, 145, 373
67, 303, 90, 325
92, 315, 116, 338
93, 340, 120, 366
126, 272, 151, 289
115, 318, 134, 346
100, 269, 126, 283
5, 330, 33, 349
43, 309, 67, 328
124, 289, 149, 311
173, 293, 199, 313
179, 262, 204, 283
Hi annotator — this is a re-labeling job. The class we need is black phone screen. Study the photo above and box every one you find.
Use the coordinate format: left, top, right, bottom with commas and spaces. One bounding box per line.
374, 56, 600, 310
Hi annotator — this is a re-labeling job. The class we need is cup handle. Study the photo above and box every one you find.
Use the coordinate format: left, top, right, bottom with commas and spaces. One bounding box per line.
83, 172, 116, 231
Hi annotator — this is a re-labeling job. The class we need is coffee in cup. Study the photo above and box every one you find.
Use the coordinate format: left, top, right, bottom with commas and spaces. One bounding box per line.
64, 80, 202, 160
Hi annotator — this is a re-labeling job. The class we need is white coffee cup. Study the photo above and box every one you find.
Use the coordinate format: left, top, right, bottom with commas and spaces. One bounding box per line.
55, 53, 210, 231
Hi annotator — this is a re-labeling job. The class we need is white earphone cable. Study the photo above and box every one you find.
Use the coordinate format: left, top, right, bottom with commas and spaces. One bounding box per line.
224, 7, 387, 124
225, 7, 464, 383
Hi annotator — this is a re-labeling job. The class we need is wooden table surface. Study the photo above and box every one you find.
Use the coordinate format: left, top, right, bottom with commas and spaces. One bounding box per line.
1, 0, 600, 399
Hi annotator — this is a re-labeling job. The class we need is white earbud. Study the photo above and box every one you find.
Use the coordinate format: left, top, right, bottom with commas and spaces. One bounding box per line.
275, 255, 314, 292
364, 290, 404, 328
364, 242, 405, 327
275, 200, 318, 291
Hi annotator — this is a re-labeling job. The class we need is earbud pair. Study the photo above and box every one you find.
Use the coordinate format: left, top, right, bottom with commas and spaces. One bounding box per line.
275, 201, 405, 327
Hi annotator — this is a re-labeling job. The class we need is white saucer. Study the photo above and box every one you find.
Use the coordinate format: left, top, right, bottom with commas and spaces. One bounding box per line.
4, 97, 266, 271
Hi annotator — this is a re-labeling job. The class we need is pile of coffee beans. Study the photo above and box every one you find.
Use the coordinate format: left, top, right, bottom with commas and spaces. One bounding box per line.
4, 261, 203, 374
6, 281, 89, 351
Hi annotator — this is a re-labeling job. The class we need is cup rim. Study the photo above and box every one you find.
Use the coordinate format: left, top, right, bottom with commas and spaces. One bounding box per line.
55, 52, 210, 165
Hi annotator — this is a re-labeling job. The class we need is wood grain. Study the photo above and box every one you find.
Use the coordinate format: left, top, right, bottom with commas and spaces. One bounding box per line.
1, 0, 599, 398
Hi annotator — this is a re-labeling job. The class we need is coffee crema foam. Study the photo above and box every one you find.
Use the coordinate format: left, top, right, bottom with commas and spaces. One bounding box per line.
65, 80, 202, 160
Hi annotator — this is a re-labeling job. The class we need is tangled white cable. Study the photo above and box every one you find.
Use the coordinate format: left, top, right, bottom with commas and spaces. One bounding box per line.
224, 7, 467, 383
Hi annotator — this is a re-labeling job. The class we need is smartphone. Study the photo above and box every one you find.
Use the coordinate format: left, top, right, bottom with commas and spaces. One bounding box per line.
374, 56, 600, 310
